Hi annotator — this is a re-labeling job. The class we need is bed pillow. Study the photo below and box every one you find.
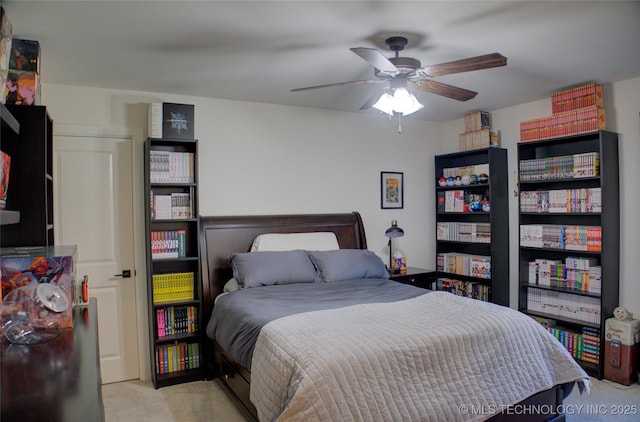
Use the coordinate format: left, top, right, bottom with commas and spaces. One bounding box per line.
230, 250, 320, 288
250, 232, 339, 252
308, 249, 389, 282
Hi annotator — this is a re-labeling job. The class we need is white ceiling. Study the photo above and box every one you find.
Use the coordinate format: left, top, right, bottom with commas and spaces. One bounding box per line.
5, 1, 640, 122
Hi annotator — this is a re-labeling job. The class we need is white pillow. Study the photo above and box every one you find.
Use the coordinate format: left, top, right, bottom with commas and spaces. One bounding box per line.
250, 232, 340, 252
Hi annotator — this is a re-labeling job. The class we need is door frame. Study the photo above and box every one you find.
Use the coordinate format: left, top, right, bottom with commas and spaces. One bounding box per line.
54, 124, 150, 381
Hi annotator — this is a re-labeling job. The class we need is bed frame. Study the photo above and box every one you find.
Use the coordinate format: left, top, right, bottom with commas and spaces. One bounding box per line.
199, 212, 570, 422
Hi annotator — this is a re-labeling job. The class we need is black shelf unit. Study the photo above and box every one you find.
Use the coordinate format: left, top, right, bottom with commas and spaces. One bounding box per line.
434, 147, 509, 306
1, 105, 54, 247
144, 138, 204, 388
517, 130, 619, 379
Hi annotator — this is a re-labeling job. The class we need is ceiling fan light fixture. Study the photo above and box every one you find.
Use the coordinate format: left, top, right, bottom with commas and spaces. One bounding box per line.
372, 88, 423, 116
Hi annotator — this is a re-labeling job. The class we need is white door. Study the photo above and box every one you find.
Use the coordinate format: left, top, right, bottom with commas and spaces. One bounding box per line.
54, 133, 139, 383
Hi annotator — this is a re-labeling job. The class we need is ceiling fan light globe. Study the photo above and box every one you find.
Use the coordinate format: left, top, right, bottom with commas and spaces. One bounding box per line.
392, 88, 423, 115
372, 93, 395, 116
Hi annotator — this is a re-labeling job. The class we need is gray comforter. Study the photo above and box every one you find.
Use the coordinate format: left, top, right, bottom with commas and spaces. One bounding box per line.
206, 278, 429, 369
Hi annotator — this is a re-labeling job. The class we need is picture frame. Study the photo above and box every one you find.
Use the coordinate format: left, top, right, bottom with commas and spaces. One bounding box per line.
380, 171, 404, 209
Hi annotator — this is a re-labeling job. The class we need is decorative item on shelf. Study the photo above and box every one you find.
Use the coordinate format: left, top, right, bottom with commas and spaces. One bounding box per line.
478, 173, 489, 184
482, 200, 491, 212
470, 174, 479, 184
454, 175, 462, 186
614, 307, 633, 321
446, 176, 455, 186
470, 201, 483, 212
385, 220, 404, 274
461, 175, 471, 185
392, 251, 407, 275
438, 177, 447, 187
162, 102, 195, 140
1, 282, 68, 344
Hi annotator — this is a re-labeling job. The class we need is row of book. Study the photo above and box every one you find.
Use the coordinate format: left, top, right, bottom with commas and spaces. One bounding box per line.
436, 222, 491, 243
442, 163, 490, 178
434, 278, 491, 302
530, 316, 601, 364
520, 224, 602, 252
458, 129, 499, 152
528, 257, 601, 294
149, 150, 195, 184
519, 106, 606, 142
551, 83, 603, 115
527, 287, 601, 324
156, 305, 199, 338
436, 253, 491, 279
519, 152, 600, 181
520, 187, 602, 213
151, 229, 187, 259
150, 191, 194, 220
155, 342, 200, 375
152, 272, 195, 304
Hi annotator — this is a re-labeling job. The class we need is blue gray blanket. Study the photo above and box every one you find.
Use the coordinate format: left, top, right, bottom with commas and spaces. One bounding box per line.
206, 278, 429, 369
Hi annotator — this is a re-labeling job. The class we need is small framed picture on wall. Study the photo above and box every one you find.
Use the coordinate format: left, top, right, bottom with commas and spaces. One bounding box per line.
380, 171, 404, 209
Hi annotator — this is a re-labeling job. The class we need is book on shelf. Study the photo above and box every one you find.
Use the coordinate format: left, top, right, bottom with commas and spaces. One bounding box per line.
156, 305, 198, 337
519, 152, 599, 181
434, 277, 490, 302
150, 191, 193, 220
149, 150, 195, 184
551, 83, 603, 114
152, 271, 195, 304
156, 342, 200, 374
436, 253, 491, 279
151, 230, 187, 259
520, 224, 601, 252
527, 287, 600, 324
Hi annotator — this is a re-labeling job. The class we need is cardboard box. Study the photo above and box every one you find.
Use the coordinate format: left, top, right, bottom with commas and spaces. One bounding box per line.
9, 38, 40, 73
4, 69, 40, 105
1, 245, 78, 329
162, 102, 194, 140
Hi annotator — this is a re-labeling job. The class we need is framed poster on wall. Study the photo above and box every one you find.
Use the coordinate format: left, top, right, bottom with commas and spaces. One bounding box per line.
380, 171, 403, 209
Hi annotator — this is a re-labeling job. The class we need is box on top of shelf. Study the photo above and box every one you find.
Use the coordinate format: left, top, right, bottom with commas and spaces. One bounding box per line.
0, 245, 78, 330
162, 102, 194, 140
9, 38, 40, 73
464, 111, 490, 132
4, 69, 40, 105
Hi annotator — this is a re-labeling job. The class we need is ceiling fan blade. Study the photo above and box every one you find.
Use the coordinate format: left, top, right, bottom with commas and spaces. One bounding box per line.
360, 89, 386, 110
350, 47, 399, 74
291, 79, 385, 92
420, 53, 507, 77
416, 80, 478, 102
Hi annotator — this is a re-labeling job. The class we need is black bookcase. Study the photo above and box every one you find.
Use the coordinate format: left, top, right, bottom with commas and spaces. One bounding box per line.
144, 138, 204, 388
434, 147, 509, 306
1, 105, 54, 247
517, 130, 619, 379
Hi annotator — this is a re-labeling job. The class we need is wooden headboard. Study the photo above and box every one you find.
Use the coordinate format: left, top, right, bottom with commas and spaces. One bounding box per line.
198, 212, 367, 318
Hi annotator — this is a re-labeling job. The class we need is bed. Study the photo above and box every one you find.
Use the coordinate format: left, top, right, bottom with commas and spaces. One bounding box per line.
199, 212, 589, 422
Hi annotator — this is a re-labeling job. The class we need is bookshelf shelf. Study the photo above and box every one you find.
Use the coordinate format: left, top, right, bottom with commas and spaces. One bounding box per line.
1, 106, 54, 247
144, 138, 204, 388
518, 130, 619, 379
434, 147, 509, 306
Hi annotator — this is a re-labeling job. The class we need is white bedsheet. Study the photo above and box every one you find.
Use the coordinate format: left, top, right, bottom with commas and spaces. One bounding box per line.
250, 291, 589, 422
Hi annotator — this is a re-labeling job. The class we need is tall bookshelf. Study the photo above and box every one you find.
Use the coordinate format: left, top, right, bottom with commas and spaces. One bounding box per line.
517, 130, 619, 379
434, 147, 509, 306
144, 138, 204, 388
0, 105, 54, 247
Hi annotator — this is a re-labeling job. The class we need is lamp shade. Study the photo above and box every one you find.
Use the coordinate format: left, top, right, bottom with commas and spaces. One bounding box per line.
385, 219, 404, 238
373, 88, 423, 116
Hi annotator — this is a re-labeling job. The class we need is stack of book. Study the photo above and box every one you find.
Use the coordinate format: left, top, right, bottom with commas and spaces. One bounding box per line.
458, 111, 500, 151
155, 342, 200, 374
152, 271, 195, 304
520, 224, 601, 252
436, 222, 491, 243
436, 253, 491, 279
520, 83, 606, 142
434, 278, 490, 302
519, 152, 599, 181
149, 150, 195, 183
156, 305, 198, 337
527, 256, 601, 294
520, 187, 602, 213
527, 288, 601, 324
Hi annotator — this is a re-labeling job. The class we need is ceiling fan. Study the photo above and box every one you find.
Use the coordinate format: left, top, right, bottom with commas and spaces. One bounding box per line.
291, 36, 507, 115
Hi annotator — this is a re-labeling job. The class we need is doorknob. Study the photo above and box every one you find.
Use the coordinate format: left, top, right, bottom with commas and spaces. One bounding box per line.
114, 270, 132, 278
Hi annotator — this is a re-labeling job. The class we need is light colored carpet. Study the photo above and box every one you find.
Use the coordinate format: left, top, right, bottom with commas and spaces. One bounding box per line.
103, 377, 639, 421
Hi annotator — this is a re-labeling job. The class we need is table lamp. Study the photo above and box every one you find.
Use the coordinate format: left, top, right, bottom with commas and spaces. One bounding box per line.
385, 219, 404, 274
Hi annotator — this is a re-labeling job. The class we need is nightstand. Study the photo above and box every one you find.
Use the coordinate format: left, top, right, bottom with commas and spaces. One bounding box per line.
390, 267, 436, 289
